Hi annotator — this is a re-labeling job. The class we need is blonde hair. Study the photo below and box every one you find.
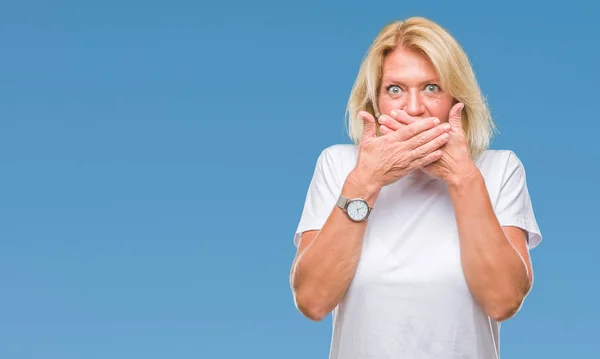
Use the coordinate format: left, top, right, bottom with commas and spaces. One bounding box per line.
345, 17, 495, 159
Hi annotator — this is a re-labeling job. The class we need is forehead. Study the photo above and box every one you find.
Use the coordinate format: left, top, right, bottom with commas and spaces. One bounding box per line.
381, 47, 439, 83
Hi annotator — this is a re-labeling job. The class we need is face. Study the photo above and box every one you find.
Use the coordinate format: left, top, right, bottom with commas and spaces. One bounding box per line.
377, 46, 455, 122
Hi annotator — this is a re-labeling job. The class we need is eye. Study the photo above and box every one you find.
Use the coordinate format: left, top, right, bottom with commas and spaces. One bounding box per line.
424, 84, 440, 93
386, 85, 403, 96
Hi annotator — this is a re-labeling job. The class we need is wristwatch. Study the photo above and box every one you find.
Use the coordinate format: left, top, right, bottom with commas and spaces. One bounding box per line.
336, 195, 373, 222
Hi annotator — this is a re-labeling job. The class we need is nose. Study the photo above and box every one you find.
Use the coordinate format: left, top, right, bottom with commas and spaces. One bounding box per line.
403, 90, 425, 117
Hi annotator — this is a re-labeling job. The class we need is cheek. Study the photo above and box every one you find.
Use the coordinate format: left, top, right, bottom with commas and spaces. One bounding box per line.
426, 98, 454, 122
377, 96, 402, 115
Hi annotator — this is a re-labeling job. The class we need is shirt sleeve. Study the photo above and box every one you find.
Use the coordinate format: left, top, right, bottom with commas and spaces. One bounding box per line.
293, 147, 343, 248
494, 151, 542, 249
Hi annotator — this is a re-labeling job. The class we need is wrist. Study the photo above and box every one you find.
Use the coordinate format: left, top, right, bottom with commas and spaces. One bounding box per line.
342, 169, 382, 207
446, 165, 483, 195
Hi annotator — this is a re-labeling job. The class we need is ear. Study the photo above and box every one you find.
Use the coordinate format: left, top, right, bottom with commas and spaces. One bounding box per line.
449, 102, 465, 129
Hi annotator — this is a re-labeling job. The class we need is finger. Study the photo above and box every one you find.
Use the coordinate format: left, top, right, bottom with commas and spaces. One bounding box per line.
379, 124, 394, 135
358, 111, 377, 140
393, 116, 440, 141
390, 109, 418, 125
449, 102, 465, 129
407, 122, 451, 150
378, 115, 402, 131
409, 131, 450, 160
414, 149, 443, 168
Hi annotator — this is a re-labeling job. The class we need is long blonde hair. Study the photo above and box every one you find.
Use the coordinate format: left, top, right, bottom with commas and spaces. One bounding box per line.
345, 17, 495, 159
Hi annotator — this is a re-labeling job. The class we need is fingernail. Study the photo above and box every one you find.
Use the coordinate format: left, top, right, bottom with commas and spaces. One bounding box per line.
433, 118, 440, 125
390, 110, 397, 117
444, 123, 451, 130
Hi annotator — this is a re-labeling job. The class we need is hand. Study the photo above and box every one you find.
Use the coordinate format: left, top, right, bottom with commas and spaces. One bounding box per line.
378, 103, 479, 186
350, 110, 452, 189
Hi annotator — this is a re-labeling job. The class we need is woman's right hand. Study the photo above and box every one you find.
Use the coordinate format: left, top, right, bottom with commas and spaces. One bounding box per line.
350, 111, 452, 189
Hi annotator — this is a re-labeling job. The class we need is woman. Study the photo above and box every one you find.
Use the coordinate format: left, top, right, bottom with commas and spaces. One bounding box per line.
289, 17, 542, 359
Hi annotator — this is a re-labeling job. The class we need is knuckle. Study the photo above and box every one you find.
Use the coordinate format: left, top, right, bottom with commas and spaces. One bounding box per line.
409, 147, 423, 160
417, 133, 428, 145
423, 153, 436, 164
407, 124, 419, 136
360, 139, 375, 152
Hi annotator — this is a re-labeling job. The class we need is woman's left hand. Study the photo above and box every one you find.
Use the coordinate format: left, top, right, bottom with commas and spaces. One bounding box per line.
378, 103, 479, 186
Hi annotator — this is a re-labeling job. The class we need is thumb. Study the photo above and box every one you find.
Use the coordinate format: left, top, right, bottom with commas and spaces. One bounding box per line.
449, 102, 465, 129
358, 111, 377, 140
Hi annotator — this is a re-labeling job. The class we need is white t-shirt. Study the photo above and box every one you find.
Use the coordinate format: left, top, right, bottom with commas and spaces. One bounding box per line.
294, 144, 542, 359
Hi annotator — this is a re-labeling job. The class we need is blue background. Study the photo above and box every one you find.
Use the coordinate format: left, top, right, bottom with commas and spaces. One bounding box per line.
1, 0, 598, 357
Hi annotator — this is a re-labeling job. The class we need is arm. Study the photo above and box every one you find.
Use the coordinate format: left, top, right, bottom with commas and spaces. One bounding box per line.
290, 111, 450, 321
448, 167, 533, 322
381, 104, 539, 321
290, 170, 381, 321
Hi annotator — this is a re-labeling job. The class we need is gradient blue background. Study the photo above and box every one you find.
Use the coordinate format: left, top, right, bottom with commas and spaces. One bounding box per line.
1, 0, 598, 358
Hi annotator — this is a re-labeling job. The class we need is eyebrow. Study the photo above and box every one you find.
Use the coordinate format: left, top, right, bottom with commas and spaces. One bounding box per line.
382, 77, 440, 86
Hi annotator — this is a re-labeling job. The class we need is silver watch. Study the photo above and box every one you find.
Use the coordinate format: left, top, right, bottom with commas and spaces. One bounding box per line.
336, 195, 373, 222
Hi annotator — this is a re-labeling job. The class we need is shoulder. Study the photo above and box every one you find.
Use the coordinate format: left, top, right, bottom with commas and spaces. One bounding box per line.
475, 149, 530, 195
475, 149, 526, 175
313, 143, 358, 183
319, 143, 358, 159
475, 149, 518, 165
315, 143, 358, 168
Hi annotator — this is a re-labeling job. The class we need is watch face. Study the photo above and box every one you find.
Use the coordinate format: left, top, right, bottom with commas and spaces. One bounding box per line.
347, 199, 369, 221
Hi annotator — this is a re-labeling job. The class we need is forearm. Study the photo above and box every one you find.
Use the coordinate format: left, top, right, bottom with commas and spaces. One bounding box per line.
291, 170, 381, 321
448, 169, 531, 321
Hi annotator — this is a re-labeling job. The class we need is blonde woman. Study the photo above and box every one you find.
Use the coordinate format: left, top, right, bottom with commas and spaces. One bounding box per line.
290, 17, 542, 358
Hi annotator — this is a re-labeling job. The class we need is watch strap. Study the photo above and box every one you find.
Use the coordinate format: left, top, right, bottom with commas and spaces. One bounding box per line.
336, 195, 373, 210
336, 195, 349, 210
